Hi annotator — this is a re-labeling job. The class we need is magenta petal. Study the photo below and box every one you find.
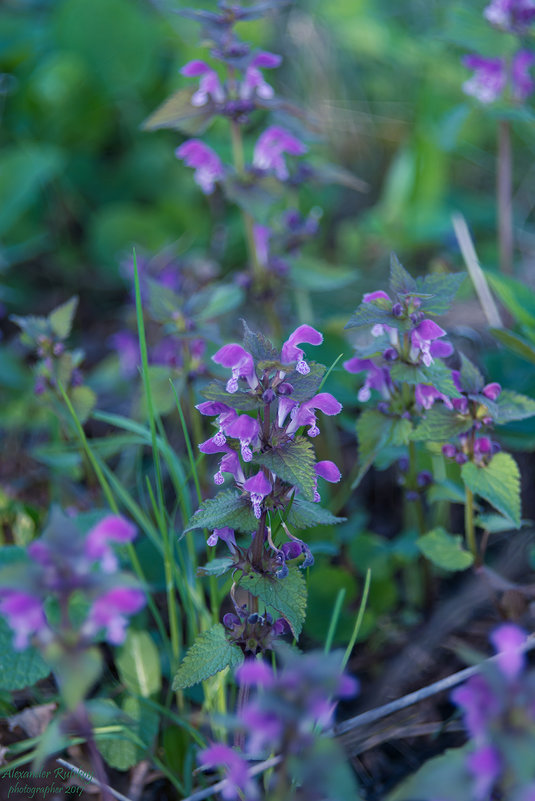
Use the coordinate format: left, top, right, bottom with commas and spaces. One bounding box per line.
225, 415, 260, 442
212, 343, 250, 368
285, 324, 323, 348
490, 623, 527, 680
251, 51, 282, 69
482, 382, 501, 401
196, 401, 231, 416
415, 319, 446, 341
235, 659, 274, 687
199, 437, 230, 454
429, 340, 454, 358
180, 59, 211, 76
243, 471, 272, 497
315, 460, 341, 483
343, 356, 372, 374
308, 392, 342, 415
363, 290, 390, 303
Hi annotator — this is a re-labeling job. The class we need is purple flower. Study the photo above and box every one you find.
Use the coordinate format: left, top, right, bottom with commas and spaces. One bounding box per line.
484, 0, 535, 33
207, 527, 237, 551
281, 324, 323, 375
253, 223, 271, 267
490, 623, 527, 680
111, 330, 140, 377
415, 384, 453, 410
512, 50, 535, 100
84, 587, 146, 645
0, 592, 47, 651
84, 516, 137, 573
198, 743, 256, 801
253, 125, 307, 180
236, 659, 275, 687
243, 471, 272, 518
410, 319, 447, 367
343, 357, 392, 403
452, 674, 500, 738
277, 396, 298, 428
196, 402, 237, 446
241, 702, 284, 756
212, 343, 259, 393
199, 439, 246, 485
224, 414, 260, 461
462, 55, 507, 103
482, 382, 501, 401
313, 460, 341, 502
181, 60, 225, 106
467, 745, 502, 800
363, 290, 391, 303
240, 51, 282, 100
286, 392, 342, 437
175, 140, 224, 195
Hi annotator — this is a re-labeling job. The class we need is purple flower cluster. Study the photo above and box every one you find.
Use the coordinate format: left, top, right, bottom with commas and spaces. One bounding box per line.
198, 649, 358, 800
462, 1, 535, 104
198, 324, 342, 575
451, 624, 535, 800
0, 511, 145, 651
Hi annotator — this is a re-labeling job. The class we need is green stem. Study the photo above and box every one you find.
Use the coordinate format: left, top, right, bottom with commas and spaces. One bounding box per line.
465, 485, 478, 561
497, 118, 513, 275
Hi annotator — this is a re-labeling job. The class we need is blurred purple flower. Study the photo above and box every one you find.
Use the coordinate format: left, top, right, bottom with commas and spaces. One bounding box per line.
85, 587, 146, 645
467, 745, 502, 800
0, 592, 47, 651
198, 743, 256, 801
462, 55, 507, 103
236, 659, 275, 687
176, 140, 224, 194
490, 623, 527, 680
181, 60, 225, 106
241, 51, 282, 100
415, 383, 453, 410
482, 382, 502, 401
512, 50, 535, 100
410, 319, 447, 367
253, 125, 307, 180
111, 330, 140, 377
84, 515, 137, 573
452, 674, 500, 738
484, 0, 535, 33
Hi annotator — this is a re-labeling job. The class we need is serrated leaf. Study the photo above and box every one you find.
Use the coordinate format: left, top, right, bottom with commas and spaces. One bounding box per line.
475, 513, 520, 533
242, 320, 279, 362
48, 296, 78, 340
142, 88, 215, 134
458, 353, 484, 394
389, 253, 417, 296
239, 566, 307, 637
254, 437, 316, 500
201, 381, 261, 411
345, 301, 397, 331
494, 389, 535, 424
184, 489, 257, 534
417, 527, 474, 571
389, 417, 412, 445
284, 362, 325, 401
172, 624, 243, 689
491, 327, 535, 364
197, 557, 234, 577
353, 409, 399, 487
0, 618, 50, 690
10, 313, 49, 344
427, 480, 466, 505
286, 499, 346, 530
70, 385, 96, 424
421, 361, 462, 397
389, 362, 423, 384
411, 405, 473, 442
116, 630, 161, 698
414, 272, 465, 315
461, 452, 521, 528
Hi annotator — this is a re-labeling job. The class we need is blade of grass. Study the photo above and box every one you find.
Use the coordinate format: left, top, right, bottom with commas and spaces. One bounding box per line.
324, 587, 346, 654
319, 352, 345, 391
342, 568, 371, 670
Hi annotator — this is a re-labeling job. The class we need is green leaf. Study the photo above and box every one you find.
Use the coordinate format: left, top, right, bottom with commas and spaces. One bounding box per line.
353, 409, 400, 487
421, 360, 463, 397
70, 385, 97, 424
289, 257, 358, 292
286, 499, 346, 530
389, 252, 417, 296
48, 296, 78, 340
201, 381, 261, 411
461, 452, 521, 528
254, 437, 316, 500
458, 353, 484, 394
197, 557, 235, 577
486, 272, 535, 330
184, 489, 257, 534
116, 630, 161, 698
475, 512, 521, 533
417, 527, 474, 571
0, 145, 63, 237
411, 405, 473, 442
238, 567, 307, 637
242, 320, 279, 363
415, 272, 465, 315
284, 362, 325, 402
142, 88, 215, 134
387, 745, 472, 801
491, 327, 535, 365
427, 480, 466, 505
494, 389, 535, 424
53, 646, 102, 709
172, 624, 243, 689
345, 301, 397, 331
97, 697, 159, 770
191, 283, 245, 322
0, 619, 50, 690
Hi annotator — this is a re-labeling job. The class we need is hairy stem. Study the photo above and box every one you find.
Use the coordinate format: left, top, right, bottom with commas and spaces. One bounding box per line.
464, 485, 478, 562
